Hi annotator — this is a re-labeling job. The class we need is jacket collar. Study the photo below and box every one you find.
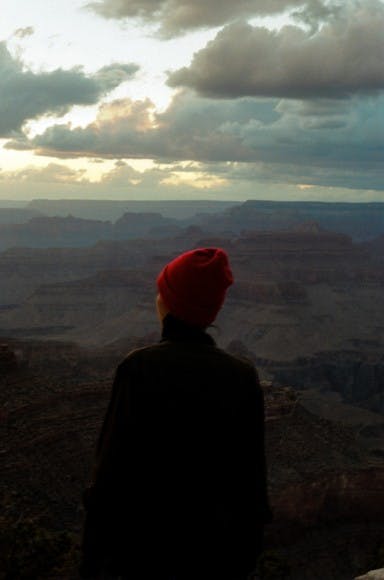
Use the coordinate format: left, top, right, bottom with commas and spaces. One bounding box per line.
160, 313, 215, 345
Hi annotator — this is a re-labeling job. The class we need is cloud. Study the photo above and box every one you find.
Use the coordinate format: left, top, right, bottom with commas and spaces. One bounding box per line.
0, 159, 233, 200
1, 156, 382, 203
99, 158, 229, 190
0, 42, 139, 136
205, 156, 384, 192
94, 157, 384, 199
27, 94, 277, 162
93, 63, 140, 91
88, 0, 305, 37
0, 163, 88, 184
7, 87, 383, 192
291, 0, 342, 33
13, 26, 35, 39
168, 1, 384, 98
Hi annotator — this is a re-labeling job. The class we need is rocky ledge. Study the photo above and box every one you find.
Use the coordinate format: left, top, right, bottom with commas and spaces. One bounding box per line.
0, 344, 383, 579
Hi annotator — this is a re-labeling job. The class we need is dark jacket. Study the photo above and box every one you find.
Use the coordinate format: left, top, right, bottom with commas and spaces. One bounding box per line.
81, 315, 271, 579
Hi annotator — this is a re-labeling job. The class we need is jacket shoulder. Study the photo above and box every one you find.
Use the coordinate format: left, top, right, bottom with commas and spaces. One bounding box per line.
115, 342, 170, 371
118, 341, 259, 382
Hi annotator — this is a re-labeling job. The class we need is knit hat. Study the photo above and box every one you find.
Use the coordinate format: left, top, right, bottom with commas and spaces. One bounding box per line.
157, 247, 233, 327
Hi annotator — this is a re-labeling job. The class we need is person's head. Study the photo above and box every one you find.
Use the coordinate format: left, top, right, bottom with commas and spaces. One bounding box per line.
156, 247, 233, 328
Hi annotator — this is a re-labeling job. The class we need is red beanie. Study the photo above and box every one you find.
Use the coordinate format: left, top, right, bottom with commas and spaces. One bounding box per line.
157, 247, 233, 327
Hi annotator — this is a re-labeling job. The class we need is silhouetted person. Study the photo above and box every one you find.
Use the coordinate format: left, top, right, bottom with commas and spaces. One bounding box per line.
80, 248, 271, 579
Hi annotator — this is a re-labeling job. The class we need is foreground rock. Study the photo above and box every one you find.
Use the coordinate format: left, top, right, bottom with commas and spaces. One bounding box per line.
1, 340, 383, 579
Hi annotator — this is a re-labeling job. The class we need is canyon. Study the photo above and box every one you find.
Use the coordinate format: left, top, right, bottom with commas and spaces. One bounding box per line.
0, 200, 383, 578
0, 227, 382, 368
0, 199, 384, 252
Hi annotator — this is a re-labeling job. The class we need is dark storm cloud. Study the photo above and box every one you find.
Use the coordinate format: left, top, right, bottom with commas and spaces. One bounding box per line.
0, 42, 139, 136
168, 1, 384, 98
88, 0, 305, 37
12, 89, 382, 191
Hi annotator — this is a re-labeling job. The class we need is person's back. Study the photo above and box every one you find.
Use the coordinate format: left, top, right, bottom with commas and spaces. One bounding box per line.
80, 249, 271, 580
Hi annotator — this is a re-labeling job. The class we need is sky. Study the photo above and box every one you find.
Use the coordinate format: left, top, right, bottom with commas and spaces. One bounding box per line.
0, 0, 383, 202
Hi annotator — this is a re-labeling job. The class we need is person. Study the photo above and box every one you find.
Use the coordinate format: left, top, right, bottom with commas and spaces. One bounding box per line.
80, 247, 272, 580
